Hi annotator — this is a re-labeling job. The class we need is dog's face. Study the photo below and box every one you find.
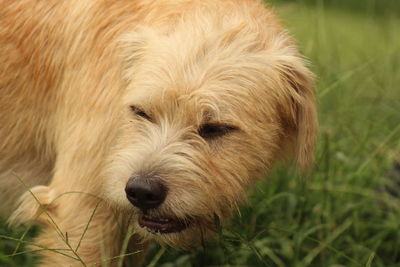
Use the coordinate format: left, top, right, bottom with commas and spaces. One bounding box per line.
104, 14, 317, 249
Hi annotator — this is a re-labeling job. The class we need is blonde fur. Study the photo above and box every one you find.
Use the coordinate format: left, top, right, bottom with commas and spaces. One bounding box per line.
0, 0, 317, 265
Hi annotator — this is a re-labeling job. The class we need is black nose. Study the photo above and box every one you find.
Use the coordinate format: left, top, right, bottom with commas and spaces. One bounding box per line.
125, 177, 167, 210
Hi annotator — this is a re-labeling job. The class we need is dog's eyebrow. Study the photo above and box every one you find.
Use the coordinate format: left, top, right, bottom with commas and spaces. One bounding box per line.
201, 110, 240, 128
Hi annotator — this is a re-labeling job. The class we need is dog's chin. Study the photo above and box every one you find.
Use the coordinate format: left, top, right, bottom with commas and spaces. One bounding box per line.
132, 210, 216, 249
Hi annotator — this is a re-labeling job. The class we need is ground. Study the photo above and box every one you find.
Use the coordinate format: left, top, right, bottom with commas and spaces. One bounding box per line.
1, 0, 399, 266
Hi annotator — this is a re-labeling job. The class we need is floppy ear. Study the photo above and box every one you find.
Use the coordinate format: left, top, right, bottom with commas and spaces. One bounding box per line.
278, 57, 318, 172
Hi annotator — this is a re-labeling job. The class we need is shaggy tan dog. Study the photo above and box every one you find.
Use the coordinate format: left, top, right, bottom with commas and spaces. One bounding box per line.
0, 0, 317, 265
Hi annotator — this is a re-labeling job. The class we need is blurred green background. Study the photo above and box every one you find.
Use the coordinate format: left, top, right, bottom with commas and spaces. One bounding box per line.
270, 0, 400, 14
1, 0, 400, 266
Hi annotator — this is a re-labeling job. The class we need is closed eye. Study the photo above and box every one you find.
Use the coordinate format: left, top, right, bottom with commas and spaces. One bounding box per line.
198, 123, 238, 139
130, 105, 151, 121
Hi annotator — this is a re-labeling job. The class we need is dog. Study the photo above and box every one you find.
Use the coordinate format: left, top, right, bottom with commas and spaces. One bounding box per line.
0, 0, 317, 265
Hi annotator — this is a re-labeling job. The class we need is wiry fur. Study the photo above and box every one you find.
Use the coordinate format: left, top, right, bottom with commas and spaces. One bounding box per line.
0, 0, 317, 265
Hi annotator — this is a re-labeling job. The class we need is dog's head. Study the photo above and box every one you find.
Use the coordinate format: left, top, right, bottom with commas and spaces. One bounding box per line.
104, 1, 317, 249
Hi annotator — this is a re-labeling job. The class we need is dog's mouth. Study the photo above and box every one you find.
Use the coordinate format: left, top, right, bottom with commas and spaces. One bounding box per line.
138, 214, 190, 234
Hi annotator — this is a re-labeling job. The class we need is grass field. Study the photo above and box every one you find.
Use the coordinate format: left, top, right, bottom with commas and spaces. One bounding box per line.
1, 0, 400, 266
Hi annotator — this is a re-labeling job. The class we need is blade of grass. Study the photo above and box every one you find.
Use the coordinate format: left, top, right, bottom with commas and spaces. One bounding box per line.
366, 251, 376, 267
76, 201, 101, 252
116, 223, 135, 267
302, 219, 353, 266
12, 225, 32, 255
356, 123, 400, 175
0, 235, 78, 261
11, 173, 87, 266
89, 251, 142, 267
147, 246, 166, 267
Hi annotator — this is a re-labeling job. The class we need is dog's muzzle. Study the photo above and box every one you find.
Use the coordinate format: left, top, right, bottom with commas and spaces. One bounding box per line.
125, 177, 190, 234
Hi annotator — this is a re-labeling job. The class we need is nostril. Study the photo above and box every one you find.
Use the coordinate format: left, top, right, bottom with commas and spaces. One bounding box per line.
125, 187, 136, 198
125, 177, 167, 210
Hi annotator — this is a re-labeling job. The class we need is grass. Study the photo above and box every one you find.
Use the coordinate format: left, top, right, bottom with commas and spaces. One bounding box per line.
1, 0, 400, 266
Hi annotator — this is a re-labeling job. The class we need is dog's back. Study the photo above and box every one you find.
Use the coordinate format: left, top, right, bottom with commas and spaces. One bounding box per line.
0, 1, 61, 214
0, 0, 145, 214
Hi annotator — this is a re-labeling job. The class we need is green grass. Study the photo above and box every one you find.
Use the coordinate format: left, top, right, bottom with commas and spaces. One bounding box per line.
1, 0, 400, 266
